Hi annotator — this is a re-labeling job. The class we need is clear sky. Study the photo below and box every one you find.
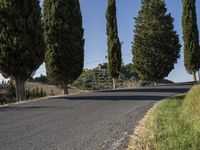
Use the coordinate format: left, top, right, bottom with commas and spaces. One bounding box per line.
1, 0, 200, 82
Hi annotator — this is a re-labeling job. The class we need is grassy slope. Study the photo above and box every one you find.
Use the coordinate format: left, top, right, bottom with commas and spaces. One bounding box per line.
127, 84, 200, 150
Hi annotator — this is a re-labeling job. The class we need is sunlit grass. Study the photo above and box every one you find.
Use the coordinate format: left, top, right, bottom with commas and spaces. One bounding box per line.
127, 84, 200, 150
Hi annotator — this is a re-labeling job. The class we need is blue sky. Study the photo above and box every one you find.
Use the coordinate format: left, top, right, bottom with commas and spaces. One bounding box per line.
1, 0, 200, 82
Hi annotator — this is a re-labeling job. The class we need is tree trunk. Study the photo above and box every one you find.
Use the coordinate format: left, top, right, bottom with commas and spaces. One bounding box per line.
193, 72, 197, 82
15, 78, 26, 101
198, 70, 200, 81
113, 78, 116, 90
63, 84, 69, 95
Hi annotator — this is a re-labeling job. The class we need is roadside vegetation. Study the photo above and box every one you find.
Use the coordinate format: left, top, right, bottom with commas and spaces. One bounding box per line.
73, 63, 173, 90
127, 84, 200, 150
0, 80, 87, 105
0, 81, 47, 105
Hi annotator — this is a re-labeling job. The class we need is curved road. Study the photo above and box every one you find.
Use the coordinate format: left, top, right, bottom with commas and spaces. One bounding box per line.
0, 82, 193, 150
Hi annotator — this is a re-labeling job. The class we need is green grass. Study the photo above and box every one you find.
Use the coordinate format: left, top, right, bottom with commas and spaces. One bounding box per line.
127, 84, 200, 150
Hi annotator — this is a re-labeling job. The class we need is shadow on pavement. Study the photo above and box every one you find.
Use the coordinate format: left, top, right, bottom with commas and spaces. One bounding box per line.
0, 82, 194, 112
99, 87, 190, 93
0, 106, 59, 112
0, 95, 171, 112
58, 95, 168, 101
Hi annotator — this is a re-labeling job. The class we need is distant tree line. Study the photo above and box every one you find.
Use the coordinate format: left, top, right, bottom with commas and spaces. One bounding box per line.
29, 74, 49, 84
72, 63, 173, 90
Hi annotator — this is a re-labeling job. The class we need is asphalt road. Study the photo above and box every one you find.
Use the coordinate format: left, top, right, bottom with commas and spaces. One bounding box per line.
0, 82, 194, 150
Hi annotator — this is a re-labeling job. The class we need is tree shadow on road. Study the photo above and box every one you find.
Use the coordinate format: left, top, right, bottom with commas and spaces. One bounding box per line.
57, 95, 169, 101
99, 87, 190, 93
0, 106, 59, 112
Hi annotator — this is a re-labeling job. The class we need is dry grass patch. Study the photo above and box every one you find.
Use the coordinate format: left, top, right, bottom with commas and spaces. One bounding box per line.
26, 82, 88, 95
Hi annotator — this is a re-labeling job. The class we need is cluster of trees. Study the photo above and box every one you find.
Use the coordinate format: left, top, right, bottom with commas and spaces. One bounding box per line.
106, 0, 200, 86
132, 0, 200, 82
29, 74, 48, 84
0, 0, 199, 102
0, 0, 84, 101
73, 63, 173, 90
131, 0, 200, 82
73, 63, 140, 90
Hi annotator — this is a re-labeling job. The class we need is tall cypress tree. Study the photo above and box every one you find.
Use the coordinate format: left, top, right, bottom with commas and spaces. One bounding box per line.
106, 0, 122, 90
43, 0, 84, 94
182, 0, 200, 81
0, 0, 44, 101
132, 0, 180, 82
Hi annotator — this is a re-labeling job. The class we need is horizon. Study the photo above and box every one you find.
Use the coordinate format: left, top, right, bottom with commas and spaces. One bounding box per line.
0, 0, 200, 83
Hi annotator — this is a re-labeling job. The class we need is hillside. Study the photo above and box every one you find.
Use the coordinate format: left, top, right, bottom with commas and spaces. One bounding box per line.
72, 63, 173, 90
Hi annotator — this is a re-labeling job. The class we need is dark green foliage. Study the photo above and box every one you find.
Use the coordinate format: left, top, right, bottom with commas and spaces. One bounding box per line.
132, 0, 181, 81
36, 87, 39, 97
0, 93, 7, 104
40, 88, 44, 97
2, 79, 5, 85
43, 91, 47, 97
26, 87, 46, 99
106, 0, 122, 79
139, 81, 152, 87
0, 0, 44, 100
32, 89, 36, 98
28, 76, 35, 82
50, 89, 55, 96
34, 74, 48, 83
120, 64, 139, 81
5, 81, 16, 102
182, 0, 200, 75
43, 0, 84, 93
73, 64, 139, 90
139, 79, 173, 87
26, 88, 31, 98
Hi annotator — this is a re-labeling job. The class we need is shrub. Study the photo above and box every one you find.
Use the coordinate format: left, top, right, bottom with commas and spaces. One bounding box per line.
5, 81, 16, 102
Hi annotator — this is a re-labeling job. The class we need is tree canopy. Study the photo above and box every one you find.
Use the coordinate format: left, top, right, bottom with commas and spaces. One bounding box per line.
43, 0, 84, 94
132, 0, 181, 81
106, 0, 122, 80
182, 0, 200, 80
0, 0, 44, 100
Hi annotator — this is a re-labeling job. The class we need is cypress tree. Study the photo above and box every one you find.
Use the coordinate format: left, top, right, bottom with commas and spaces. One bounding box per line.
40, 88, 44, 97
132, 0, 181, 82
36, 87, 39, 97
106, 0, 122, 90
43, 0, 84, 94
182, 0, 200, 81
0, 0, 44, 101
